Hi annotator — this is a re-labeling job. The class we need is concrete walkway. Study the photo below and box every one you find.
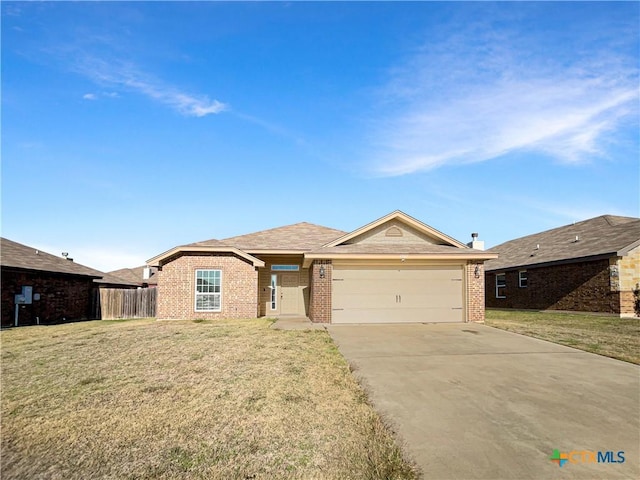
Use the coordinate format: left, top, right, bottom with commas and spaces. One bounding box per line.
270, 316, 325, 331
327, 323, 640, 480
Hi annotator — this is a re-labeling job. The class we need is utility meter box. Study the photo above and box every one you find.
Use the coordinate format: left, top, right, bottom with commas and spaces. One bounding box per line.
15, 286, 33, 305
22, 286, 33, 304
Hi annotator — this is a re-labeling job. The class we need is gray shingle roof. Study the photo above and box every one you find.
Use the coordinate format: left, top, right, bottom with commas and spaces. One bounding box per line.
94, 272, 140, 287
485, 215, 640, 271
1, 237, 104, 278
107, 266, 158, 285
191, 222, 347, 251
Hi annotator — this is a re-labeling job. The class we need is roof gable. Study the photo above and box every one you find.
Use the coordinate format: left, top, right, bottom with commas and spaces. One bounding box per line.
0, 237, 104, 278
324, 211, 468, 249
485, 215, 640, 271
147, 243, 265, 268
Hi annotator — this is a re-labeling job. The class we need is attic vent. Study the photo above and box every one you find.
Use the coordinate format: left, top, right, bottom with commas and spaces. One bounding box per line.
385, 226, 403, 237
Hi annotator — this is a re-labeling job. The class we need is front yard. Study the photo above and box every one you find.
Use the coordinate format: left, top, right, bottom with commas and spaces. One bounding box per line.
1, 318, 418, 479
485, 309, 640, 364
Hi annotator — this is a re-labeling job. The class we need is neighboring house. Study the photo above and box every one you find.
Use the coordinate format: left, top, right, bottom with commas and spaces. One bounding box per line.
485, 215, 640, 316
147, 211, 496, 324
106, 266, 158, 287
93, 272, 140, 289
1, 238, 104, 327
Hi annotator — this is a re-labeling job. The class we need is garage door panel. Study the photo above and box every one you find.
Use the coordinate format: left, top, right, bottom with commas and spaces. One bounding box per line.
332, 306, 463, 324
333, 293, 396, 309
401, 292, 462, 309
332, 308, 400, 324
332, 266, 464, 324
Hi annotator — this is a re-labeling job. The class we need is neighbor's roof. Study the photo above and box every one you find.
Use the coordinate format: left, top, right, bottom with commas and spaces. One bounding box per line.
485, 215, 640, 272
193, 222, 347, 252
0, 237, 104, 278
93, 272, 140, 287
108, 265, 158, 285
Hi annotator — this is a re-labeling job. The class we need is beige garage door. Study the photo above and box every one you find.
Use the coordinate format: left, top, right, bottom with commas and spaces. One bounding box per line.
332, 266, 464, 324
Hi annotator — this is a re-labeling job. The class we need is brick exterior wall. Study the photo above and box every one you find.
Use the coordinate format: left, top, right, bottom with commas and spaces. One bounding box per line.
157, 253, 258, 320
616, 246, 639, 316
466, 262, 485, 322
619, 291, 636, 317
1, 269, 94, 327
309, 260, 332, 323
485, 259, 621, 314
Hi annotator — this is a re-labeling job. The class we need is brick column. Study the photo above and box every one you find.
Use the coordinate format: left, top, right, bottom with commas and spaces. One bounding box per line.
467, 262, 485, 322
309, 260, 332, 323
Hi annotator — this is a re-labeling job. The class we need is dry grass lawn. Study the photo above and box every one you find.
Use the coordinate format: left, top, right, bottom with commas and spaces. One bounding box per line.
1, 318, 419, 479
485, 309, 640, 364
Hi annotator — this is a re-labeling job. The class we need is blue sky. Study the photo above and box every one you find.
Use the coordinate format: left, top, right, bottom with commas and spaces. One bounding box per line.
2, 1, 639, 272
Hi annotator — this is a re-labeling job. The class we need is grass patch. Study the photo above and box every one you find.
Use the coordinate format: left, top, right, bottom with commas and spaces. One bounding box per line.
1, 318, 418, 479
485, 309, 640, 364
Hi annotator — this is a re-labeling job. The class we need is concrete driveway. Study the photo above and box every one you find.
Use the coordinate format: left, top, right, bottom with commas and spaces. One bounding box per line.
327, 323, 639, 480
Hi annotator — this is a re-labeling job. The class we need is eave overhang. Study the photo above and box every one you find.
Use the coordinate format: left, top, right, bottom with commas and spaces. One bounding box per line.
147, 246, 265, 268
302, 252, 498, 268
484, 252, 617, 273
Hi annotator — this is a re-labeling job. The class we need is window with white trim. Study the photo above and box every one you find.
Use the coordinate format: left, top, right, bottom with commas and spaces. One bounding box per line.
496, 273, 506, 298
519, 270, 528, 288
195, 269, 221, 312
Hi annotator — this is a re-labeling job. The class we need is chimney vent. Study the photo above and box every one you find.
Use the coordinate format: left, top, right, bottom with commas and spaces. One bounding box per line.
467, 233, 484, 251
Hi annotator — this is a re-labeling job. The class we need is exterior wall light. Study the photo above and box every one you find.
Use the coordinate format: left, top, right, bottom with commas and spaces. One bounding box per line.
319, 265, 326, 278
474, 265, 480, 278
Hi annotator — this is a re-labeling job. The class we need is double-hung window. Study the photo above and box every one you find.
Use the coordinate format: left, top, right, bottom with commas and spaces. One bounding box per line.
195, 270, 221, 312
496, 273, 506, 298
519, 270, 528, 288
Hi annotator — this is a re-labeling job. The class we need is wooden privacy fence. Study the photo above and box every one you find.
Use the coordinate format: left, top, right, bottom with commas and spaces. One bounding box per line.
93, 288, 157, 319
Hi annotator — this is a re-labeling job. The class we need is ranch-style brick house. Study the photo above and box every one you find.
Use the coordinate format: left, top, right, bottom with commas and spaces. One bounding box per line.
485, 215, 640, 316
1, 237, 104, 327
147, 211, 497, 324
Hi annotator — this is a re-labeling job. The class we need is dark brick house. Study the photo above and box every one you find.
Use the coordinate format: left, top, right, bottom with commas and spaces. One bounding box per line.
1, 238, 105, 327
485, 215, 640, 316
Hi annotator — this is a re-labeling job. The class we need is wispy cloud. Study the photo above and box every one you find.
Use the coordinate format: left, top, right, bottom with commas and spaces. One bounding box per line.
369, 17, 639, 176
74, 56, 226, 117
82, 93, 97, 100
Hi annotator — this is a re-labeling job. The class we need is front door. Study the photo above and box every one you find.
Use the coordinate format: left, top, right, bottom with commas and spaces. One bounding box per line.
280, 272, 299, 314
